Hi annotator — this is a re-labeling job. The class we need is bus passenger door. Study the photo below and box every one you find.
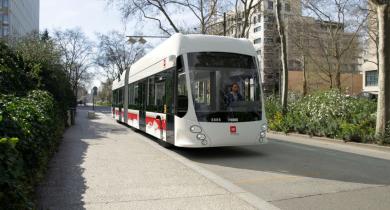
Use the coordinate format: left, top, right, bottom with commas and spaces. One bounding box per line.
165, 68, 175, 144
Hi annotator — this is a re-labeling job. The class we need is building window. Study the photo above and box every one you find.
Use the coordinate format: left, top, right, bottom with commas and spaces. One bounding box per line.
2, 0, 8, 8
366, 70, 378, 87
2, 25, 8, 36
253, 16, 257, 24
268, 0, 274, 10
2, 14, 8, 24
285, 3, 291, 12
264, 14, 275, 22
256, 50, 261, 55
254, 26, 262, 32
264, 37, 274, 44
254, 38, 261, 44
265, 23, 274, 29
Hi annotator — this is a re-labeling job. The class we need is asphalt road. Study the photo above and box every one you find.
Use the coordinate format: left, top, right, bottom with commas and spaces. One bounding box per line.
171, 139, 390, 210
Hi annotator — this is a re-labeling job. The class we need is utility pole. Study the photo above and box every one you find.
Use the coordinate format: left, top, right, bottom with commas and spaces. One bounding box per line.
92, 86, 97, 111
223, 12, 227, 36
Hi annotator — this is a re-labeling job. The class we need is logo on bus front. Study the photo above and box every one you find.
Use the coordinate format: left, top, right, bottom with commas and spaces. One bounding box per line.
230, 125, 237, 134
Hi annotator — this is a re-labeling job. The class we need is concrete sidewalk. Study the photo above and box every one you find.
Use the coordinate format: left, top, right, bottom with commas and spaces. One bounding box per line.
36, 109, 275, 210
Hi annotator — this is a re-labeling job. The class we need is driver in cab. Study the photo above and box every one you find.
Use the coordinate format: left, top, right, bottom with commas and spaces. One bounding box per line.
224, 82, 243, 106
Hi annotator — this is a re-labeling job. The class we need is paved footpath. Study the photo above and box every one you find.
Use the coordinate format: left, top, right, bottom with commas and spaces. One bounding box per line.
36, 109, 277, 210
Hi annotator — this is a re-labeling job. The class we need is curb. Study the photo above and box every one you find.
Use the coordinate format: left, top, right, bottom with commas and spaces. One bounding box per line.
268, 131, 390, 153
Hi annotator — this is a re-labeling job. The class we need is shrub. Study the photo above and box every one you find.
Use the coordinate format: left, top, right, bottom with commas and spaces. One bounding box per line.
0, 137, 32, 209
0, 91, 64, 209
0, 35, 75, 209
0, 42, 35, 94
265, 90, 377, 142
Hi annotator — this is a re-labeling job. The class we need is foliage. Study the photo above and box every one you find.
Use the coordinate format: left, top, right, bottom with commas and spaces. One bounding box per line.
0, 42, 35, 94
0, 91, 63, 209
266, 90, 377, 143
14, 33, 77, 114
0, 34, 75, 209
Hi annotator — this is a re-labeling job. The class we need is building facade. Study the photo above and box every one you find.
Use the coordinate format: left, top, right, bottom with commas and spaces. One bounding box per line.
209, 0, 361, 95
209, 0, 303, 93
0, 0, 40, 38
246, 0, 301, 93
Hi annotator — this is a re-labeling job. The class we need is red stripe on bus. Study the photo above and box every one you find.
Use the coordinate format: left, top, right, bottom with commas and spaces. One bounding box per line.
127, 113, 138, 120
145, 116, 167, 130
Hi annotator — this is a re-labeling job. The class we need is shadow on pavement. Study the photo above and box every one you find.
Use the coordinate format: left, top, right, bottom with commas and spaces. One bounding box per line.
36, 108, 125, 209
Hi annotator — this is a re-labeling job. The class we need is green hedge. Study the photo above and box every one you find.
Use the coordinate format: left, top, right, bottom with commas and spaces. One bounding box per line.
266, 90, 378, 143
0, 90, 64, 209
0, 35, 75, 209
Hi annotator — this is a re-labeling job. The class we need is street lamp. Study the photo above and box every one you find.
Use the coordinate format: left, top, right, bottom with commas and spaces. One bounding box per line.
128, 37, 137, 44
138, 37, 147, 44
126, 35, 170, 45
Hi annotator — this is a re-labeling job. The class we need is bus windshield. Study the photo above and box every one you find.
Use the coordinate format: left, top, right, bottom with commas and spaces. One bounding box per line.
188, 52, 262, 122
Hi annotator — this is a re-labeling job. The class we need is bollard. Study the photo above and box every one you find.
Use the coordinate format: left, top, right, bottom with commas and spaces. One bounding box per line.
67, 110, 71, 127
70, 108, 76, 125
88, 111, 95, 119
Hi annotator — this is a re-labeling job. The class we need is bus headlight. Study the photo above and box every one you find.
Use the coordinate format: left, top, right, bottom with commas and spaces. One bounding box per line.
196, 134, 206, 141
190, 125, 202, 133
261, 124, 267, 132
260, 131, 266, 138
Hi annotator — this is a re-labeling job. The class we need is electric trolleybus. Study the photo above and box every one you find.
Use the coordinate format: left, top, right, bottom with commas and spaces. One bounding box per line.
112, 33, 267, 148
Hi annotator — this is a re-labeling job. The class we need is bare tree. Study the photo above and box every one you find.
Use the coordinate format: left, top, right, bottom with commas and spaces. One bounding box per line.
108, 0, 181, 35
362, 4, 380, 70
109, 0, 229, 35
369, 0, 390, 136
95, 31, 145, 104
229, 0, 262, 38
53, 28, 94, 100
289, 16, 336, 89
98, 79, 114, 103
96, 31, 145, 81
169, 0, 219, 34
303, 0, 367, 90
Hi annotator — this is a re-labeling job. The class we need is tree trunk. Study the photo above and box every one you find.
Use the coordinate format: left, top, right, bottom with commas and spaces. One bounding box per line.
275, 0, 288, 114
376, 4, 390, 136
302, 55, 308, 96
335, 62, 341, 90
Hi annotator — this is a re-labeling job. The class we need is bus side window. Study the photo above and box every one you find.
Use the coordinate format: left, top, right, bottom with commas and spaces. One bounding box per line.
176, 56, 188, 118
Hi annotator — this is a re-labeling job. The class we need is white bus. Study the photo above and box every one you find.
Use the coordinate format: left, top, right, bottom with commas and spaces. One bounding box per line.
112, 33, 267, 148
